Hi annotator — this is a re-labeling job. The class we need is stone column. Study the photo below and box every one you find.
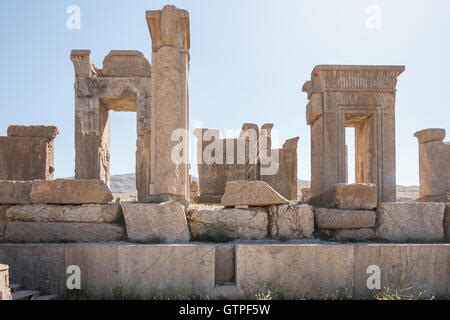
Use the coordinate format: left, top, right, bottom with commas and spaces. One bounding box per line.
71, 50, 110, 185
147, 5, 190, 205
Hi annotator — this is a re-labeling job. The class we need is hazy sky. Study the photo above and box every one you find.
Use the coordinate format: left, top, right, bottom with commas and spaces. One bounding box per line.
1, 0, 449, 185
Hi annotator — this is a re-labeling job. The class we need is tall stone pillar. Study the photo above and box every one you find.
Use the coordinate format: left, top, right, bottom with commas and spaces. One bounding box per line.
147, 5, 190, 205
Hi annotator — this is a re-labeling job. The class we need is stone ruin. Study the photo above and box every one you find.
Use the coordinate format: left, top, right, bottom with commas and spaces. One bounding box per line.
0, 4, 449, 300
194, 123, 299, 202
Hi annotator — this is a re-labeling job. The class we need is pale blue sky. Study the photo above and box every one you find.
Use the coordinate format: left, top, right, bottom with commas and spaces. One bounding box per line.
0, 0, 449, 185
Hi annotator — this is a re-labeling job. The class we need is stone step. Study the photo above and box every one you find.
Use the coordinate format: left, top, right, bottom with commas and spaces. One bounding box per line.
12, 290, 40, 300
9, 284, 22, 292
31, 294, 58, 301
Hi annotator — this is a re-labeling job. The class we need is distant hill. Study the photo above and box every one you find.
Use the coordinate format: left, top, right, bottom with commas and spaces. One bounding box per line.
110, 173, 419, 202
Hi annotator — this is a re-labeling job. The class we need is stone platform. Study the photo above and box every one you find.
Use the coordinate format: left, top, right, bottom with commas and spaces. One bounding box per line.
0, 242, 448, 299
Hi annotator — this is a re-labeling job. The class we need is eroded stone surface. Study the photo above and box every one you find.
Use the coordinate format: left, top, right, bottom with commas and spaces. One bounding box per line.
444, 204, 450, 240
0, 205, 11, 242
314, 208, 376, 229
30, 179, 113, 204
122, 201, 190, 242
188, 208, 268, 240
308, 183, 377, 210
7, 126, 59, 139
6, 204, 123, 223
4, 222, 125, 243
414, 128, 446, 144
0, 181, 32, 204
268, 204, 314, 239
0, 264, 11, 300
221, 181, 289, 207
376, 202, 445, 241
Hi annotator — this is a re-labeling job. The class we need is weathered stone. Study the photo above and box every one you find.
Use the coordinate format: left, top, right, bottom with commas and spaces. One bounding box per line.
0, 136, 55, 180
7, 125, 59, 139
236, 244, 355, 299
30, 179, 113, 204
221, 181, 289, 207
0, 181, 32, 204
0, 264, 11, 300
333, 228, 376, 241
6, 204, 123, 223
414, 128, 446, 144
314, 208, 376, 229
268, 204, 314, 239
376, 202, 445, 241
0, 205, 11, 242
188, 208, 268, 240
300, 188, 311, 203
102, 50, 151, 77
303, 65, 404, 203
308, 183, 377, 210
147, 5, 190, 205
444, 203, 450, 240
122, 201, 190, 242
4, 222, 125, 243
415, 129, 450, 203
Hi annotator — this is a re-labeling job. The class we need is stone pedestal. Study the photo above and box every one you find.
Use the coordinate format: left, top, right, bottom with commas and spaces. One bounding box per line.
147, 5, 190, 205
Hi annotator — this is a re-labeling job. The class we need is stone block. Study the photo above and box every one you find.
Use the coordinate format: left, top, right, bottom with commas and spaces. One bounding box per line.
7, 125, 59, 139
308, 183, 377, 210
0, 205, 11, 242
188, 208, 268, 240
102, 50, 151, 77
354, 244, 450, 298
314, 208, 376, 229
236, 244, 354, 299
117, 244, 215, 297
444, 203, 450, 240
0, 181, 32, 204
0, 137, 55, 180
333, 228, 376, 241
215, 244, 235, 284
0, 264, 11, 300
268, 204, 314, 239
4, 222, 125, 243
376, 202, 445, 241
221, 181, 289, 207
414, 128, 446, 144
122, 201, 190, 242
30, 179, 113, 204
300, 188, 311, 203
6, 204, 123, 223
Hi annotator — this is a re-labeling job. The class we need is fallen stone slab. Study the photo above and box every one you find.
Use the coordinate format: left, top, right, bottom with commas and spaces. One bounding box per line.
6, 204, 123, 223
376, 202, 445, 241
333, 228, 376, 241
221, 181, 289, 207
0, 181, 32, 204
268, 204, 314, 239
7, 125, 59, 139
308, 183, 377, 210
4, 222, 125, 243
188, 208, 268, 240
30, 179, 113, 204
314, 208, 376, 229
122, 201, 190, 242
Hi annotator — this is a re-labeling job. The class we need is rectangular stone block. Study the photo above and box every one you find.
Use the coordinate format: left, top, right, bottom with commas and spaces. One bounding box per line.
354, 244, 450, 298
445, 204, 450, 241
314, 208, 376, 229
122, 202, 190, 242
117, 245, 215, 297
188, 208, 268, 240
236, 244, 354, 299
221, 181, 289, 207
4, 222, 125, 243
6, 204, 123, 223
0, 264, 11, 300
333, 228, 376, 241
0, 205, 11, 242
376, 202, 445, 241
7, 125, 59, 139
308, 183, 377, 210
30, 179, 113, 204
0, 181, 32, 204
268, 204, 314, 239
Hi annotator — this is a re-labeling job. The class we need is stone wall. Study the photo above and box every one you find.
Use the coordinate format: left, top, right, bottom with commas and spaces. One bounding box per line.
0, 125, 58, 180
0, 264, 11, 300
415, 128, 450, 202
